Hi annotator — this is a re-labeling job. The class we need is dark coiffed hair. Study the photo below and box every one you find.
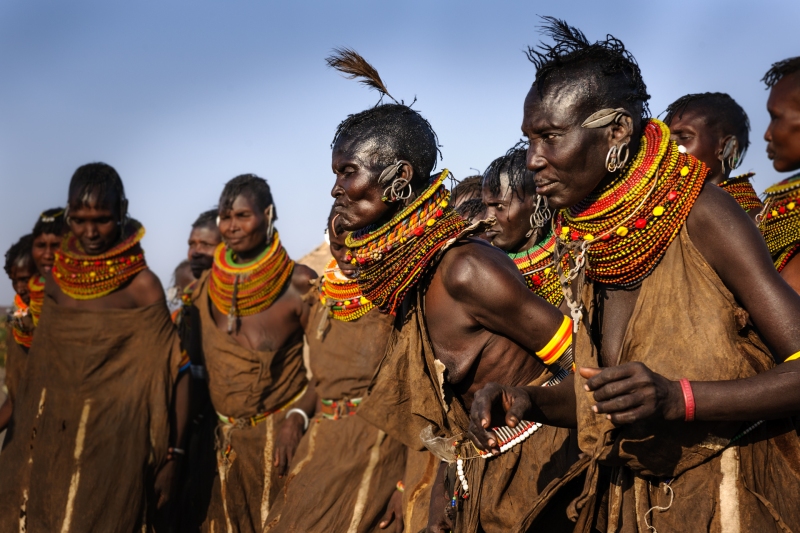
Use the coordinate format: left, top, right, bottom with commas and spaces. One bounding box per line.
454, 198, 486, 221
664, 92, 751, 151
219, 174, 277, 219
527, 17, 651, 127
451, 175, 483, 206
32, 207, 67, 238
67, 162, 127, 218
762, 56, 800, 89
192, 208, 219, 230
327, 48, 440, 185
4, 234, 33, 278
482, 143, 537, 200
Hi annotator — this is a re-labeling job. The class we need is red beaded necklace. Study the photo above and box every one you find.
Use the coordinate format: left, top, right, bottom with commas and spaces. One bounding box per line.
557, 120, 706, 287
718, 172, 762, 213
209, 232, 295, 332
53, 222, 147, 300
319, 258, 373, 321
345, 170, 468, 315
507, 228, 566, 306
759, 173, 800, 272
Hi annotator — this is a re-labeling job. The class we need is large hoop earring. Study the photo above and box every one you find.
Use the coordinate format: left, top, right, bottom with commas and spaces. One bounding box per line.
383, 176, 412, 203
605, 145, 619, 172
265, 205, 275, 244
616, 142, 630, 170
720, 138, 739, 173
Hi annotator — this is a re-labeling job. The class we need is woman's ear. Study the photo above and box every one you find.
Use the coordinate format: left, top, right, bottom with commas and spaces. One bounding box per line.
608, 113, 635, 146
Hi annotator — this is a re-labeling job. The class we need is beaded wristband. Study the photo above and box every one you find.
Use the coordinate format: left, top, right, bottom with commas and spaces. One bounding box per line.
536, 315, 572, 366
679, 378, 695, 422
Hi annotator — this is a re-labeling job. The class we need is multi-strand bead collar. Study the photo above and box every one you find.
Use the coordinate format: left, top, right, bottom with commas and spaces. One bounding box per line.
345, 170, 468, 315
27, 275, 45, 326
556, 119, 706, 287
719, 172, 762, 213
759, 173, 800, 272
507, 228, 566, 307
209, 232, 295, 332
53, 222, 147, 300
11, 294, 34, 348
319, 258, 373, 322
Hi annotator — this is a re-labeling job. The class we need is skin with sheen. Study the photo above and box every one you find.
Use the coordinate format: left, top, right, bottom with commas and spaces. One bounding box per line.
469, 79, 800, 452
667, 107, 736, 186
766, 72, 800, 293
482, 169, 540, 253
332, 132, 566, 532
31, 233, 61, 276
188, 225, 221, 279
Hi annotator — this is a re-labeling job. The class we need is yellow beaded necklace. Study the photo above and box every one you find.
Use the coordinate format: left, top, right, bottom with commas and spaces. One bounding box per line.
759, 173, 800, 272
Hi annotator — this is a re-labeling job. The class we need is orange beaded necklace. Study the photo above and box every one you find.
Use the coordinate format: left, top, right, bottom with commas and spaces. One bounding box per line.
11, 294, 34, 348
53, 221, 147, 300
27, 275, 45, 326
209, 232, 295, 332
507, 228, 566, 307
556, 119, 706, 287
718, 172, 762, 213
319, 258, 373, 322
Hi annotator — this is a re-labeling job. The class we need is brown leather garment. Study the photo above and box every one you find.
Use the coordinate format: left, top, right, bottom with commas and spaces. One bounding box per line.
0, 295, 182, 533
570, 226, 800, 532
193, 273, 308, 533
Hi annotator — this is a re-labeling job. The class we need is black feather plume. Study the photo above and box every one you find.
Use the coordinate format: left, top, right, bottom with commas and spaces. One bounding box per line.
325, 47, 397, 103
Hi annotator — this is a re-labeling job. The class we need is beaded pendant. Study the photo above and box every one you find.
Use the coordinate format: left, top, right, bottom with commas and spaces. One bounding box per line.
53, 222, 147, 300
719, 172, 762, 213
209, 231, 295, 321
319, 258, 374, 322
557, 120, 706, 287
759, 172, 800, 272
345, 170, 469, 315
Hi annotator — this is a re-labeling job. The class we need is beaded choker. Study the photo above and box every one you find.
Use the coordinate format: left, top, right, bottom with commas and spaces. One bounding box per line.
556, 119, 706, 287
345, 170, 468, 315
507, 228, 566, 307
209, 231, 295, 332
53, 222, 147, 300
27, 275, 45, 326
758, 173, 800, 272
319, 258, 373, 322
11, 294, 34, 348
719, 172, 762, 213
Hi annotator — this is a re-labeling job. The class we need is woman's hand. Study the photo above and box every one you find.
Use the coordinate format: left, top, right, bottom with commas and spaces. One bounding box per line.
379, 488, 404, 531
273, 413, 305, 477
580, 363, 684, 424
154, 458, 180, 509
468, 382, 535, 455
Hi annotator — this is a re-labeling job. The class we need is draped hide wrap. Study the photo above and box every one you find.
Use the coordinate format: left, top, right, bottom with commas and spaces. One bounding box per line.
266, 284, 412, 533
193, 272, 308, 533
569, 226, 800, 533
0, 295, 182, 533
1, 331, 30, 450
358, 285, 580, 533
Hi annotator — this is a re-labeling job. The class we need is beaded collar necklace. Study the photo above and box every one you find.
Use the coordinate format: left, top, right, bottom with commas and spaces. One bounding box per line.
758, 173, 800, 272
345, 170, 468, 315
209, 231, 295, 332
27, 275, 45, 326
556, 119, 706, 289
11, 293, 34, 348
53, 221, 147, 300
319, 258, 373, 322
719, 172, 762, 213
507, 228, 565, 307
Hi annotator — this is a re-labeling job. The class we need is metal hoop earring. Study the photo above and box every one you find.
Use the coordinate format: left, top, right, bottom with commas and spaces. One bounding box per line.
532, 195, 551, 229
605, 145, 619, 172
383, 177, 412, 202
526, 214, 536, 239
616, 142, 630, 170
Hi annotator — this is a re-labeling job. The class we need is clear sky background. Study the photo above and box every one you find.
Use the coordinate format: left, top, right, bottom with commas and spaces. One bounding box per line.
1, 0, 798, 304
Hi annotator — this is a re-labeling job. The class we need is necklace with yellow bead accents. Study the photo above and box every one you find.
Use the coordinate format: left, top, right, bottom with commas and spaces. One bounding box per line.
555, 119, 707, 288
319, 258, 374, 321
53, 221, 147, 300
758, 173, 800, 272
507, 228, 567, 307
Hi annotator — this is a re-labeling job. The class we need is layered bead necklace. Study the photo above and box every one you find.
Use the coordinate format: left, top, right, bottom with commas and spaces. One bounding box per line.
209, 231, 295, 333
11, 294, 34, 348
345, 170, 468, 315
27, 275, 45, 326
507, 228, 566, 307
319, 258, 373, 322
758, 173, 800, 272
556, 119, 706, 287
719, 172, 762, 213
53, 222, 147, 300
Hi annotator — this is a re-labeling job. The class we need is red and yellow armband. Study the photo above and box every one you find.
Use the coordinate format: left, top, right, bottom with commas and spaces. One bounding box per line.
536, 315, 573, 368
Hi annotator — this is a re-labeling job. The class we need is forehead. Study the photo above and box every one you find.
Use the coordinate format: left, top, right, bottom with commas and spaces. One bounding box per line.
67, 201, 115, 217
482, 169, 513, 201
332, 134, 381, 164
190, 225, 220, 240
223, 193, 260, 212
668, 106, 712, 130
769, 74, 800, 110
523, 83, 585, 130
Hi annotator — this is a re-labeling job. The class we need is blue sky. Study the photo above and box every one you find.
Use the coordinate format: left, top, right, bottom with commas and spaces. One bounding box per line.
1, 0, 798, 304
